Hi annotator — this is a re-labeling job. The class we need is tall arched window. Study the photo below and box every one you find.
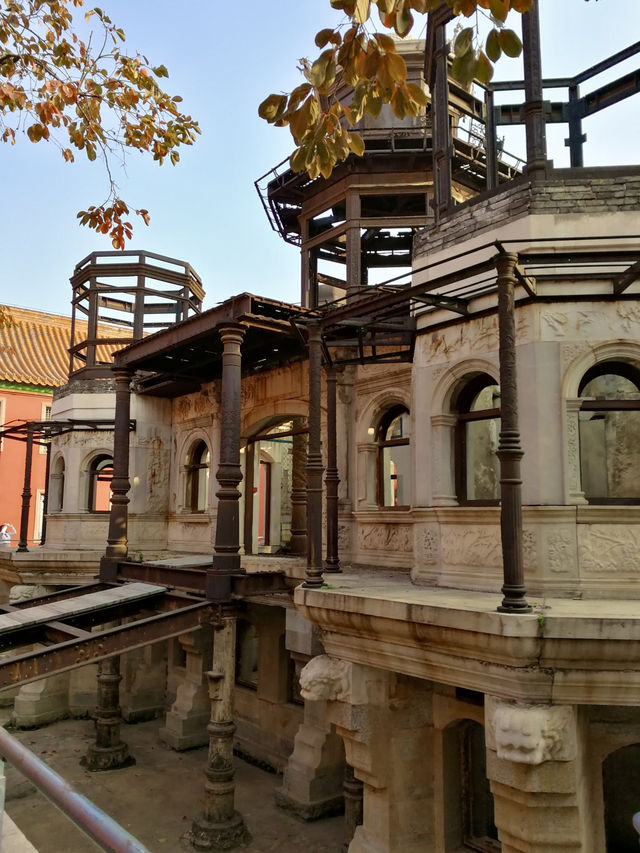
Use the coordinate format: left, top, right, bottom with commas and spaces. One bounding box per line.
579, 362, 640, 504
88, 454, 113, 512
50, 456, 65, 512
185, 440, 210, 512
376, 406, 411, 507
456, 375, 501, 504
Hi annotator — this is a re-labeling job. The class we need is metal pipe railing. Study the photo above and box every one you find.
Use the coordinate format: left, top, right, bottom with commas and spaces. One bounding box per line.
0, 726, 150, 852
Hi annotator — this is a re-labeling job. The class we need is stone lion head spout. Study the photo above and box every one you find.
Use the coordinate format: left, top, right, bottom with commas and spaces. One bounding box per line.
299, 655, 349, 702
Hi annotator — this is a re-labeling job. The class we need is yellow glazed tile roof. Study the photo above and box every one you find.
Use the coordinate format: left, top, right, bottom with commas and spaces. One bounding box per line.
0, 305, 126, 388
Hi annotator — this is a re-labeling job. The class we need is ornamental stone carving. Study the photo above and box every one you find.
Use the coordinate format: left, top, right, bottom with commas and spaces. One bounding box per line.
547, 531, 572, 573
579, 525, 640, 575
441, 526, 501, 568
541, 311, 569, 338
299, 655, 350, 703
359, 524, 413, 553
487, 698, 575, 765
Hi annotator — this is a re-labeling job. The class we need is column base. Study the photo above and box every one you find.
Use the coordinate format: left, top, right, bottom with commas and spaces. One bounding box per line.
188, 811, 251, 851
275, 788, 344, 821
81, 741, 135, 772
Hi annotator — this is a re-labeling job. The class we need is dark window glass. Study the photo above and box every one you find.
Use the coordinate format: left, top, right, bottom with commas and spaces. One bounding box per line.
376, 406, 411, 507
186, 440, 210, 512
456, 376, 501, 504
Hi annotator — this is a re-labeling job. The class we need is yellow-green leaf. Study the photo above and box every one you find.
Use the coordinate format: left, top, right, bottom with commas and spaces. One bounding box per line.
499, 28, 522, 58
348, 132, 365, 156
486, 29, 501, 63
474, 51, 494, 85
453, 27, 474, 58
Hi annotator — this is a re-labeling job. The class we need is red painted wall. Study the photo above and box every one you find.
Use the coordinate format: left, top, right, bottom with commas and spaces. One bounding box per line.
0, 387, 52, 547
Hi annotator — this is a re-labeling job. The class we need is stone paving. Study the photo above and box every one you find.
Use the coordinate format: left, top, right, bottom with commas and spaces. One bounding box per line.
3, 718, 345, 853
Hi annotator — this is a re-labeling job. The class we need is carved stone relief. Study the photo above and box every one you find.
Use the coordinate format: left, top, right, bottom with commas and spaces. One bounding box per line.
299, 655, 350, 703
359, 524, 413, 553
541, 312, 569, 338
547, 531, 573, 574
487, 698, 575, 765
441, 526, 501, 568
579, 525, 640, 575
422, 529, 438, 565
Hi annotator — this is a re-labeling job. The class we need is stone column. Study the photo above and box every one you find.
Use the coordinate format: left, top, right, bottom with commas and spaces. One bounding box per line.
325, 365, 341, 573
565, 399, 588, 505
289, 418, 308, 556
208, 325, 246, 601
304, 323, 324, 588
160, 627, 214, 750
190, 616, 251, 850
301, 657, 436, 853
495, 253, 531, 614
82, 655, 134, 771
17, 423, 34, 552
343, 764, 364, 853
101, 366, 132, 579
39, 439, 51, 546
485, 697, 588, 852
521, 0, 548, 176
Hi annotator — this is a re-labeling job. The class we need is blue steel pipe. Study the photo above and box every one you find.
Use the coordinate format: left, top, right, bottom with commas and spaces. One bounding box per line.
0, 726, 150, 853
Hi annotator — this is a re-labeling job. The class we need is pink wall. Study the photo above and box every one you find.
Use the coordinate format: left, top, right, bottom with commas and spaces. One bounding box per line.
0, 388, 52, 547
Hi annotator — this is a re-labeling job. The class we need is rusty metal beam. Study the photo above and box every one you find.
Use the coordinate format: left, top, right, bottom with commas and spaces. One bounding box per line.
0, 601, 215, 690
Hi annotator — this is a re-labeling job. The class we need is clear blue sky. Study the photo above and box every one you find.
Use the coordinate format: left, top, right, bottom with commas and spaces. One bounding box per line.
1, 0, 638, 317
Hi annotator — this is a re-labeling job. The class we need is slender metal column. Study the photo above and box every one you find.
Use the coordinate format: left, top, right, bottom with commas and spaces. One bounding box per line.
345, 192, 362, 301
190, 615, 251, 850
82, 654, 134, 771
101, 367, 132, 581
495, 253, 531, 614
566, 83, 585, 168
342, 764, 363, 853
324, 365, 341, 573
484, 88, 498, 190
432, 18, 452, 219
304, 323, 324, 588
208, 325, 246, 601
39, 439, 51, 546
289, 417, 308, 556
521, 0, 548, 176
17, 424, 34, 552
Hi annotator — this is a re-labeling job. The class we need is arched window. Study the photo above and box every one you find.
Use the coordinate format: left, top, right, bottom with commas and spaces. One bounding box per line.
456, 375, 501, 504
376, 406, 411, 507
442, 720, 499, 852
50, 456, 65, 512
603, 743, 640, 851
88, 454, 113, 512
185, 440, 210, 512
579, 362, 640, 504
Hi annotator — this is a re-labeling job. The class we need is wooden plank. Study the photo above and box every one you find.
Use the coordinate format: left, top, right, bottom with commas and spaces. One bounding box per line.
0, 583, 166, 636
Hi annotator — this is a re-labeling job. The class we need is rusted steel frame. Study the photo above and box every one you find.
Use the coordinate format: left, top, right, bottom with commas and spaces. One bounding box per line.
324, 364, 341, 573
304, 322, 324, 588
521, 0, 547, 174
430, 12, 453, 218
245, 426, 309, 444
0, 726, 150, 852
17, 423, 34, 552
7, 583, 105, 609
102, 368, 133, 576
495, 252, 531, 614
209, 324, 246, 599
0, 601, 214, 689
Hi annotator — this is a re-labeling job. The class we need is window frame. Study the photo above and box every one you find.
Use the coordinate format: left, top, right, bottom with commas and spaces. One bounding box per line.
375, 404, 411, 509
87, 454, 113, 513
578, 361, 640, 505
185, 439, 210, 513
455, 375, 501, 507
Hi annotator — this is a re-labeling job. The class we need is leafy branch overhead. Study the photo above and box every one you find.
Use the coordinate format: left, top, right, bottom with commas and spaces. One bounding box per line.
259, 0, 533, 181
0, 0, 200, 248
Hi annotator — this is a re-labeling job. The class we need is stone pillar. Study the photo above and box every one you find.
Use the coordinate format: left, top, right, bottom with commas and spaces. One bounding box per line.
495, 253, 531, 614
485, 697, 588, 852
13, 673, 70, 728
17, 423, 34, 552
325, 364, 341, 573
300, 657, 435, 853
208, 325, 246, 601
160, 628, 213, 750
343, 764, 364, 853
190, 616, 251, 850
289, 418, 308, 556
82, 655, 134, 771
565, 399, 588, 505
521, 0, 548, 176
277, 695, 345, 820
120, 642, 168, 723
39, 439, 51, 545
102, 366, 132, 578
304, 323, 324, 588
